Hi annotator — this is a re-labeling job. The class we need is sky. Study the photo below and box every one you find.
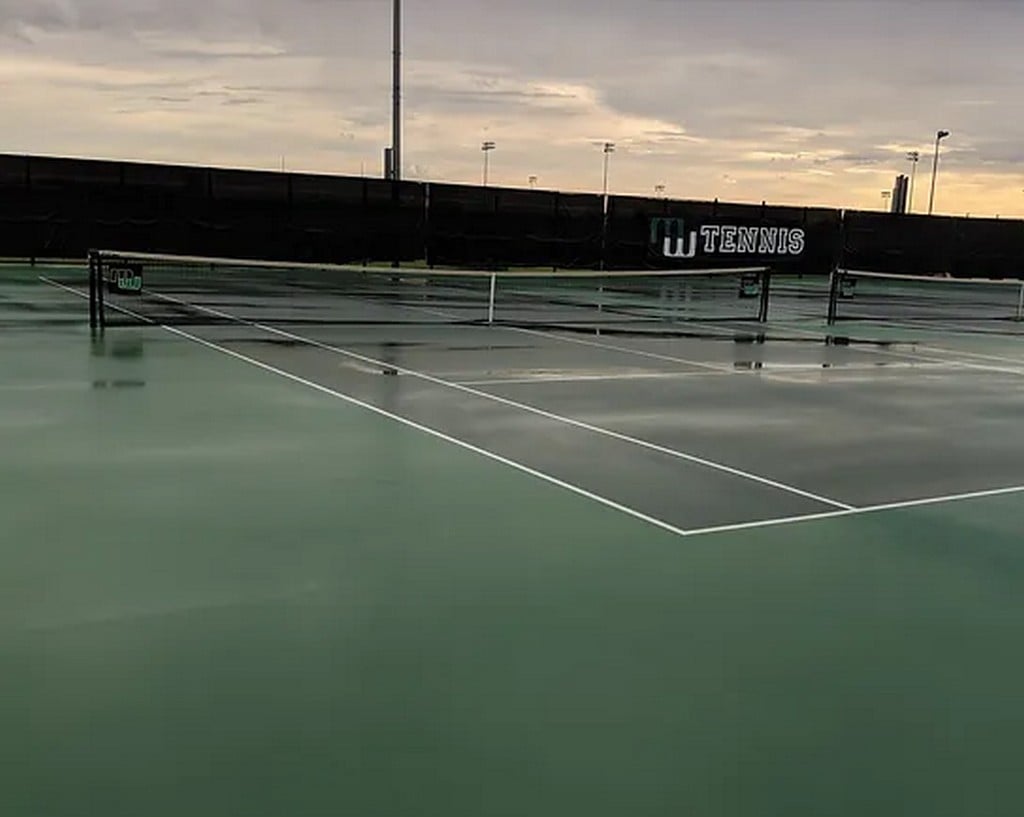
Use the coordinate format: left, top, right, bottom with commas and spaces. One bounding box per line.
1, 0, 1023, 216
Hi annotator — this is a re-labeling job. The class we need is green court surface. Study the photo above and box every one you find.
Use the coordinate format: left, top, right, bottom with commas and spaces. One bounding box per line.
4, 265, 1024, 816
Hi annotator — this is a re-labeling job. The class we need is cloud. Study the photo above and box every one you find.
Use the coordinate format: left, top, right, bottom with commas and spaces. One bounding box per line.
137, 34, 289, 60
0, 0, 1022, 216
827, 153, 889, 167
425, 88, 579, 104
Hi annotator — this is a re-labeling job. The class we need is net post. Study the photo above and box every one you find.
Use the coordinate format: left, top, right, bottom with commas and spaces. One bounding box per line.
487, 272, 497, 324
758, 268, 772, 323
826, 265, 841, 325
96, 253, 106, 330
1017, 281, 1024, 321
88, 251, 98, 331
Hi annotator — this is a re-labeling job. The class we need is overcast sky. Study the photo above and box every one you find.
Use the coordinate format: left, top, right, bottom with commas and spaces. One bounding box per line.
2, 0, 1023, 215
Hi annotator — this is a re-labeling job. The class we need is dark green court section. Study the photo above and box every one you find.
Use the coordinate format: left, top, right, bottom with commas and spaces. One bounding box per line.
4, 273, 1024, 816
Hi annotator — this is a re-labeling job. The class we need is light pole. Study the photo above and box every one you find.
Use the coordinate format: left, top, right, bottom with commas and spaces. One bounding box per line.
599, 142, 615, 270
601, 142, 615, 207
481, 141, 495, 186
906, 151, 920, 212
927, 130, 950, 216
391, 0, 401, 181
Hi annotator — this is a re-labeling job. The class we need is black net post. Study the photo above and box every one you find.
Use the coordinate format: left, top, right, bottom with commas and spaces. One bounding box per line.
88, 250, 98, 330
96, 253, 106, 330
758, 269, 772, 323
826, 211, 847, 325
826, 266, 841, 325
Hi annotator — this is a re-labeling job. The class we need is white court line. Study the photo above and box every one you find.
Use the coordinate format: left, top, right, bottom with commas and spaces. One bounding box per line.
826, 317, 1024, 372
40, 277, 99, 303
829, 310, 1024, 344
145, 288, 854, 510
40, 277, 1024, 540
553, 315, 935, 386
855, 342, 1024, 377
456, 360, 950, 387
766, 315, 1024, 372
513, 322, 966, 386
822, 316, 1024, 364
454, 371, 726, 387
39, 277, 695, 538
684, 483, 1024, 538
162, 326, 695, 539
335, 284, 746, 376
729, 315, 1024, 377
40, 277, 88, 297
330, 286, 743, 377
507, 326, 740, 374
863, 315, 1024, 343
916, 344, 1024, 366
362, 277, 882, 386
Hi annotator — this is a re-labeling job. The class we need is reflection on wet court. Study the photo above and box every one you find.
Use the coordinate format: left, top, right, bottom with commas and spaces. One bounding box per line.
4, 264, 1024, 817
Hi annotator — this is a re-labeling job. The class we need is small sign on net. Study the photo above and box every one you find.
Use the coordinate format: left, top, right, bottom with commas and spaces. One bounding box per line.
107, 263, 144, 294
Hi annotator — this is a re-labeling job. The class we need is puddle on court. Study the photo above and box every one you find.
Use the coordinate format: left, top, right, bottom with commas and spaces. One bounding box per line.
732, 359, 918, 371
338, 339, 428, 350
91, 379, 147, 390
731, 333, 767, 345
825, 335, 902, 349
1, 299, 64, 313
381, 340, 430, 349
86, 333, 148, 389
91, 335, 146, 359
242, 338, 307, 348
442, 344, 538, 352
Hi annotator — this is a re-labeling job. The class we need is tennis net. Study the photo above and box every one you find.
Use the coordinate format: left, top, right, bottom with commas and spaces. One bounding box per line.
827, 269, 1024, 326
88, 250, 773, 333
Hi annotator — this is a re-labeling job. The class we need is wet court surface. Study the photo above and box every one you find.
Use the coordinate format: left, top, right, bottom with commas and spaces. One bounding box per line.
4, 266, 1024, 816
190, 317, 1024, 519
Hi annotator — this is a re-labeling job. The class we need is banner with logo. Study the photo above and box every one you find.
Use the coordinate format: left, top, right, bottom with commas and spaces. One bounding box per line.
600, 196, 840, 273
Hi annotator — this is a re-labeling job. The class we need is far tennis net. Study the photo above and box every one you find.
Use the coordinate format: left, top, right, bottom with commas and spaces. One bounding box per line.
827, 268, 1024, 326
88, 250, 773, 334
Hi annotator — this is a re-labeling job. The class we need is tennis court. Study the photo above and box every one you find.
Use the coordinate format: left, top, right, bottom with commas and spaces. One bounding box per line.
4, 261, 1024, 816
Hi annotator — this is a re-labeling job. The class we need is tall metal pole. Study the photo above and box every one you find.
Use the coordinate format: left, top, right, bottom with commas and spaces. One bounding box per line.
601, 142, 614, 208
927, 130, 949, 216
906, 151, 919, 213
602, 151, 609, 201
600, 142, 614, 271
481, 141, 495, 186
391, 0, 401, 181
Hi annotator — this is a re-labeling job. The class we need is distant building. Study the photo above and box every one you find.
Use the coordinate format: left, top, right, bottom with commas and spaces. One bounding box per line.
890, 174, 909, 214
